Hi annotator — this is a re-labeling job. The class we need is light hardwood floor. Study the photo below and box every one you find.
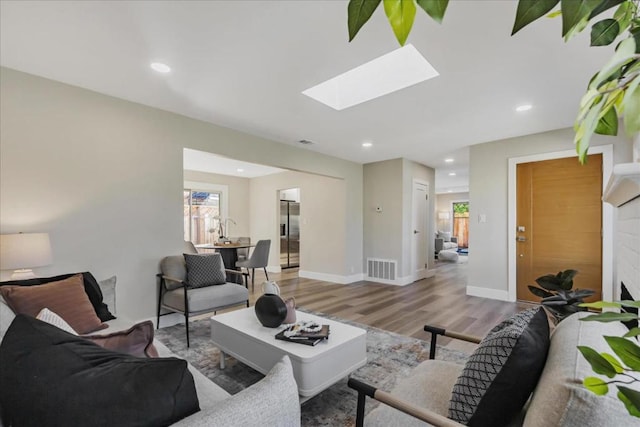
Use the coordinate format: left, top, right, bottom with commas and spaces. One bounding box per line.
242, 257, 535, 353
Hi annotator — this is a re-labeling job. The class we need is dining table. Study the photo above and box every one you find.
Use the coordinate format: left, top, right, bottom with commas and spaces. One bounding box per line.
196, 242, 254, 285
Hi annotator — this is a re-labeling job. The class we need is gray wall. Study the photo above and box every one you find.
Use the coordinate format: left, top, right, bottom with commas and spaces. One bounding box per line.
249, 170, 347, 278
363, 159, 435, 282
468, 127, 633, 296
0, 67, 363, 321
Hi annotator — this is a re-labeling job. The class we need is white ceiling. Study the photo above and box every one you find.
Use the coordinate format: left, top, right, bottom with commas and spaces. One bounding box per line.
0, 1, 611, 193
184, 148, 286, 178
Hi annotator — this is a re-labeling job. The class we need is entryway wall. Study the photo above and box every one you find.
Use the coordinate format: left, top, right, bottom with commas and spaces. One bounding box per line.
468, 127, 633, 302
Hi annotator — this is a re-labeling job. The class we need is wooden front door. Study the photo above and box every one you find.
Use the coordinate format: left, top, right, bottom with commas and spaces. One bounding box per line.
516, 154, 603, 302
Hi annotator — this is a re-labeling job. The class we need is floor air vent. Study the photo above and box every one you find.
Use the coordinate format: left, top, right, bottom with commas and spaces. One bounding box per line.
367, 258, 397, 281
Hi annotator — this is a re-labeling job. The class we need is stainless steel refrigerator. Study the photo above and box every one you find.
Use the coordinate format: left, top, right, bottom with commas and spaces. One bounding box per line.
280, 200, 300, 268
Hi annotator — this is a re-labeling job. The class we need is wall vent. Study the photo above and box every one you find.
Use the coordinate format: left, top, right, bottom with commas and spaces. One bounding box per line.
367, 258, 397, 281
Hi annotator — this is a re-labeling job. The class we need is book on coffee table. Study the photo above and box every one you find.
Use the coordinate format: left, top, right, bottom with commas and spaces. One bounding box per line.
275, 324, 330, 346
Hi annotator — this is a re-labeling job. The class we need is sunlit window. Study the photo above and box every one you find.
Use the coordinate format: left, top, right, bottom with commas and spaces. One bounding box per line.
184, 189, 221, 245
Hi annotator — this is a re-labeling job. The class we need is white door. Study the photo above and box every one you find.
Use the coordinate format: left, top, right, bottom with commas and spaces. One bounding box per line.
412, 181, 428, 281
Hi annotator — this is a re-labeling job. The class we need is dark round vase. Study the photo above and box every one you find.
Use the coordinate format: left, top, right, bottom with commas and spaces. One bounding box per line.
254, 293, 287, 328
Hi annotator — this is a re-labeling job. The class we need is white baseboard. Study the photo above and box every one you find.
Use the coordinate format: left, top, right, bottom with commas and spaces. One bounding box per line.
298, 270, 363, 284
466, 286, 511, 301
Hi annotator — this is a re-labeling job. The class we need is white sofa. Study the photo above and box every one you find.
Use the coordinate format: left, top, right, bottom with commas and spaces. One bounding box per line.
0, 277, 301, 427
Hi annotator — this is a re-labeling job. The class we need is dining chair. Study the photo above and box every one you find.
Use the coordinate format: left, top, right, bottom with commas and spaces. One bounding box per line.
236, 239, 271, 292
231, 236, 251, 261
183, 240, 197, 254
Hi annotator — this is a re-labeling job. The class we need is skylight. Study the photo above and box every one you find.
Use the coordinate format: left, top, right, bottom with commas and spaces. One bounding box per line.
302, 44, 438, 110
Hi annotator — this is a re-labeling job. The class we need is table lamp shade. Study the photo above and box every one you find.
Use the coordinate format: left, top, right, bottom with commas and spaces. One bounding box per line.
0, 233, 53, 276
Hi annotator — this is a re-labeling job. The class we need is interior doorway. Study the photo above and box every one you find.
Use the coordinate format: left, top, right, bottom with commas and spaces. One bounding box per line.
412, 180, 429, 281
515, 154, 603, 303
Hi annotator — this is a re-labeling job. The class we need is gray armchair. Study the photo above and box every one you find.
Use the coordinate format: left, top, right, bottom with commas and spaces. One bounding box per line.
157, 253, 249, 347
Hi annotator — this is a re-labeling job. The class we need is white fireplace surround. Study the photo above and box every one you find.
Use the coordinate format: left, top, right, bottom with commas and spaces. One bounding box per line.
603, 162, 640, 300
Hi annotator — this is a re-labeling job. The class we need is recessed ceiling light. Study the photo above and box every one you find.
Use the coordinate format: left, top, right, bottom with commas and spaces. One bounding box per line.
448, 172, 456, 176
362, 142, 373, 148
237, 168, 244, 173
302, 44, 439, 110
445, 158, 454, 163
447, 190, 453, 193
150, 62, 171, 73
515, 104, 532, 112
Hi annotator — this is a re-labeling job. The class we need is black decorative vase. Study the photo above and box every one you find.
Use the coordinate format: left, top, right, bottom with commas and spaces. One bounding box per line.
255, 293, 287, 328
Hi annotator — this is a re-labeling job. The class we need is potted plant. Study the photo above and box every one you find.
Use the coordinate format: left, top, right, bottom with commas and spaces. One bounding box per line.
528, 269, 595, 321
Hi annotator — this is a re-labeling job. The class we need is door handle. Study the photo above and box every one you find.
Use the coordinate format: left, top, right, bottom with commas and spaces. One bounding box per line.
414, 230, 419, 234
516, 236, 527, 242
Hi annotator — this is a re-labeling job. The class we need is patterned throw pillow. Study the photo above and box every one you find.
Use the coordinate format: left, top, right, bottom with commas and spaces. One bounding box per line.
183, 253, 227, 288
448, 307, 550, 426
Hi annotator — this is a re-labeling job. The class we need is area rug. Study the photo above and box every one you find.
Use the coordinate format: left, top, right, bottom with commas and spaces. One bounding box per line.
155, 311, 468, 426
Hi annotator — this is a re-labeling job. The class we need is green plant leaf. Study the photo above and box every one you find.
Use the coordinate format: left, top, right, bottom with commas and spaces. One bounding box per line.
416, 0, 449, 24
575, 94, 604, 163
581, 312, 640, 322
580, 301, 622, 309
624, 327, 640, 338
589, 0, 625, 20
591, 19, 620, 46
561, 0, 601, 40
536, 274, 563, 291
621, 300, 640, 309
559, 269, 578, 290
618, 386, 640, 417
578, 346, 618, 377
583, 376, 609, 395
528, 285, 555, 298
547, 10, 563, 18
570, 289, 597, 299
605, 336, 640, 370
590, 37, 636, 89
348, 0, 383, 42
601, 353, 625, 373
594, 105, 619, 135
512, 0, 560, 35
623, 74, 640, 135
383, 0, 416, 46
613, 0, 636, 31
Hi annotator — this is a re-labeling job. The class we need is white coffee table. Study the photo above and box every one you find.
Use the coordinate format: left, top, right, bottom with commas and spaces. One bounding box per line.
210, 307, 367, 399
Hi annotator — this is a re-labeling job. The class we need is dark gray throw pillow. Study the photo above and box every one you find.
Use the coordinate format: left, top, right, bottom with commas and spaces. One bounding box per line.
448, 307, 550, 426
0, 315, 199, 427
183, 253, 227, 288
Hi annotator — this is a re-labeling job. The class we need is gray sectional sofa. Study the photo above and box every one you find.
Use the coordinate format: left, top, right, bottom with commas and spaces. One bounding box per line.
0, 277, 301, 427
